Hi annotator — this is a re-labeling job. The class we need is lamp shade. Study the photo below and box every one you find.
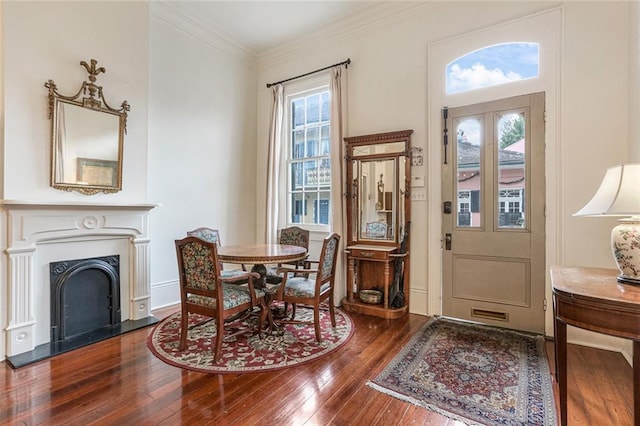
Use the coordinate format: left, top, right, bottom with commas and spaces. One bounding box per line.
574, 163, 640, 217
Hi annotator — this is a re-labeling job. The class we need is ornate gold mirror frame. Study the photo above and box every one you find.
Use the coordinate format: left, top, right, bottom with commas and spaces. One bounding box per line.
45, 59, 130, 195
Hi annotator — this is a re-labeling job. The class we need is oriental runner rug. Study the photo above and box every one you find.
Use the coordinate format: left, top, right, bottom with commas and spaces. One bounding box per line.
368, 317, 557, 426
147, 302, 353, 374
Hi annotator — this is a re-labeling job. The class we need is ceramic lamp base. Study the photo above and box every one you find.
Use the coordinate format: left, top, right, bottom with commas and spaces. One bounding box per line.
611, 217, 640, 285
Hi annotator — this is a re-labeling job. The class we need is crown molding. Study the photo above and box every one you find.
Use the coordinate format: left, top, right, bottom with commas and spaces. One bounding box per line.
150, 1, 438, 71
257, 1, 438, 68
150, 1, 258, 69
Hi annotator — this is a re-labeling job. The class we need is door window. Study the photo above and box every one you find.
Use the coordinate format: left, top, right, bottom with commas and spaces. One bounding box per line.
496, 112, 526, 229
455, 118, 482, 228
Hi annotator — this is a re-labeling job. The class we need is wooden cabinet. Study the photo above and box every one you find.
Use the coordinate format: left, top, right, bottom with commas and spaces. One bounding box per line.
341, 130, 412, 319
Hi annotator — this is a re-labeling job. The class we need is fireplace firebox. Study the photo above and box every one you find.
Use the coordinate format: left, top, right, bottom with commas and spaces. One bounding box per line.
50, 255, 121, 343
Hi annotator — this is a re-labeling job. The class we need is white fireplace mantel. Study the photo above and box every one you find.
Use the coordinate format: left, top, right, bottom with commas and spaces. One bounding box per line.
1, 200, 158, 357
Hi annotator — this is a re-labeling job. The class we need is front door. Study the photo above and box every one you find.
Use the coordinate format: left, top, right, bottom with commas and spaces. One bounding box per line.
441, 93, 545, 333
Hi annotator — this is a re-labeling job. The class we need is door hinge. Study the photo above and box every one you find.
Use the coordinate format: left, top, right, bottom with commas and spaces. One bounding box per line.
543, 298, 547, 311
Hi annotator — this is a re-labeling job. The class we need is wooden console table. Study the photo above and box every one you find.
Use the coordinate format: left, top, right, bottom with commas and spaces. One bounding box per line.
342, 244, 408, 319
550, 266, 640, 426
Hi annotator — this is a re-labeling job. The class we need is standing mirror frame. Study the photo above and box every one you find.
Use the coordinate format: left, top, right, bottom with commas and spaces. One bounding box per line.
345, 130, 413, 247
45, 59, 130, 195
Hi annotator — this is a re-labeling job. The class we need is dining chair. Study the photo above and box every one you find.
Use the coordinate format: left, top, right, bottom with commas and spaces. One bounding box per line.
266, 226, 310, 284
276, 232, 340, 342
175, 236, 264, 362
186, 227, 248, 280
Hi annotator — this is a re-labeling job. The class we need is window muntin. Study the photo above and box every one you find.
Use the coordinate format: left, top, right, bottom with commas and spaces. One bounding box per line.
287, 88, 331, 226
446, 43, 539, 94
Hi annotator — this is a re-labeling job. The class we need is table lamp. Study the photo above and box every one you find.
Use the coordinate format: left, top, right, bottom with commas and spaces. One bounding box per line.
574, 163, 640, 284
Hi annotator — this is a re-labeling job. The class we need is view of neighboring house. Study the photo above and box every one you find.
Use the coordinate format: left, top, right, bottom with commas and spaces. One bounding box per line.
456, 122, 526, 228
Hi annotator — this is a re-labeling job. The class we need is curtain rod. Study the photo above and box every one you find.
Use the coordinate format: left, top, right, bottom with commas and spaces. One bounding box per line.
266, 58, 351, 88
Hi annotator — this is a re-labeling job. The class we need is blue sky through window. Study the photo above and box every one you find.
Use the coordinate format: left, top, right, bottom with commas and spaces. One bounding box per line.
446, 43, 539, 94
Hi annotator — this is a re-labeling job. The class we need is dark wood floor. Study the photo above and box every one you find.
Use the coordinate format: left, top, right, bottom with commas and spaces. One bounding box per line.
0, 305, 633, 425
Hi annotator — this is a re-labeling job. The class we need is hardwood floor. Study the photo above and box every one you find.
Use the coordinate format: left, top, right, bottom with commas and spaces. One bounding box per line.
0, 305, 633, 425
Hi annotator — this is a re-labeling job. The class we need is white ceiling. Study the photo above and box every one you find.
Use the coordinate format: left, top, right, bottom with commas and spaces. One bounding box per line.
177, 1, 382, 53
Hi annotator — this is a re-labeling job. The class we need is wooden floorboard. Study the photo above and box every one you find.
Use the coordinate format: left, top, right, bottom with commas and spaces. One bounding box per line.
0, 305, 633, 425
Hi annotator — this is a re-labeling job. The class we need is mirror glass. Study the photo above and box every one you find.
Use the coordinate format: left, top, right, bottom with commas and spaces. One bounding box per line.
53, 100, 122, 188
356, 158, 397, 241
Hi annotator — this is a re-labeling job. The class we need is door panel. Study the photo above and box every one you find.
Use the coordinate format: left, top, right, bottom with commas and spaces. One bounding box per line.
442, 93, 545, 334
452, 256, 530, 306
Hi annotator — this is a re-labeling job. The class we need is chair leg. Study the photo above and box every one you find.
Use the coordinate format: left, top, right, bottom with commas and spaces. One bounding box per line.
329, 298, 336, 327
314, 304, 322, 342
213, 316, 224, 363
179, 310, 188, 351
291, 303, 297, 319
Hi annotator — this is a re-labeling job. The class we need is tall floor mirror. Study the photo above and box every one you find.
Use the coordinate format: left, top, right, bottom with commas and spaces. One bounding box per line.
342, 129, 412, 319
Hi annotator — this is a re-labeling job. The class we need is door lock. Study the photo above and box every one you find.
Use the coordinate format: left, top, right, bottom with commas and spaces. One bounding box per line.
443, 201, 452, 214
445, 233, 452, 250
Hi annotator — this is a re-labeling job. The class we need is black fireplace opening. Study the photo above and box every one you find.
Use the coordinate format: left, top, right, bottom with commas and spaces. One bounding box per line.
50, 255, 121, 342
6, 254, 158, 369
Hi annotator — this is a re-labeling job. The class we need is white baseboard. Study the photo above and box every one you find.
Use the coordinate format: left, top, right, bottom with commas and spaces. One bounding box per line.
409, 288, 429, 316
568, 326, 632, 367
150, 279, 180, 310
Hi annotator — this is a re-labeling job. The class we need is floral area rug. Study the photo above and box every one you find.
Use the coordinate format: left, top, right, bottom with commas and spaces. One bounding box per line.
147, 302, 353, 374
368, 317, 557, 426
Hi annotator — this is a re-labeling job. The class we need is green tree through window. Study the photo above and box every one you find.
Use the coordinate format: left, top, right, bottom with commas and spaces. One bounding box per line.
499, 115, 524, 149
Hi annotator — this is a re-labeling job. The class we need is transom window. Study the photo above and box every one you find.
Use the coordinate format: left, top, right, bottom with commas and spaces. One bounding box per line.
287, 88, 331, 226
446, 42, 539, 94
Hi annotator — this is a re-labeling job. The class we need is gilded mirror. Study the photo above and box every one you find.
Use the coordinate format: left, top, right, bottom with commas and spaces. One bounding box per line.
45, 59, 129, 195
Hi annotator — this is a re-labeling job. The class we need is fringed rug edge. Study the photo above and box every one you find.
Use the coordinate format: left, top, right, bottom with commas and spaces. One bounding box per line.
366, 381, 478, 426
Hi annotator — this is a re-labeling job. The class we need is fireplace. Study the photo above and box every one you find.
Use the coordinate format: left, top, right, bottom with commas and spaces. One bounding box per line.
1, 201, 158, 367
50, 255, 121, 343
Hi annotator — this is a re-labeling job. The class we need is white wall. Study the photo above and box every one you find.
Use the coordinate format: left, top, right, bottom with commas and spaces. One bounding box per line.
630, 1, 640, 163
255, 1, 635, 355
147, 8, 258, 307
3, 1, 149, 203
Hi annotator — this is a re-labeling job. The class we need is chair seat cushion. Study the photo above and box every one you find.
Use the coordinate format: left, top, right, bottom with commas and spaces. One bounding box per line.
266, 268, 310, 285
187, 283, 262, 309
283, 276, 330, 298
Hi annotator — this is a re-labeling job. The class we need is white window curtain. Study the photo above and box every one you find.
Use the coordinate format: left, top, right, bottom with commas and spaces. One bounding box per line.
265, 84, 284, 244
329, 66, 347, 299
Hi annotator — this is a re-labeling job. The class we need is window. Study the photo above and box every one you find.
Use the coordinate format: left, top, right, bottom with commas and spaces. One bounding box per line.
286, 87, 331, 226
457, 190, 471, 226
498, 188, 525, 227
446, 43, 539, 94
